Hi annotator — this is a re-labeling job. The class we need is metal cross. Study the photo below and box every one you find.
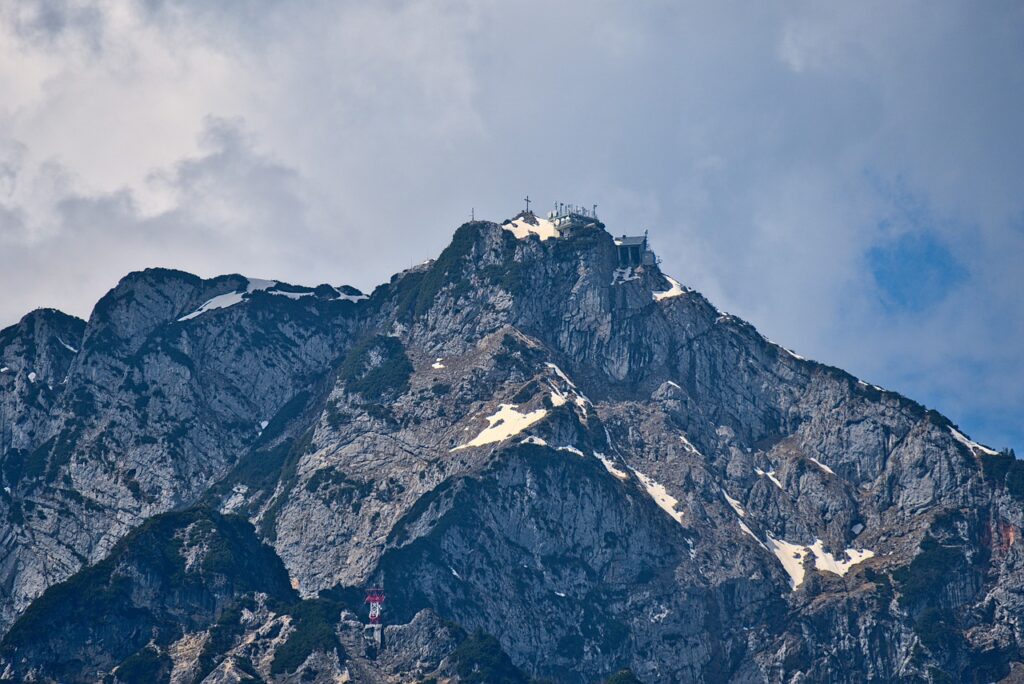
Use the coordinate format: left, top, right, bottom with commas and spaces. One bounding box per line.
524, 195, 531, 212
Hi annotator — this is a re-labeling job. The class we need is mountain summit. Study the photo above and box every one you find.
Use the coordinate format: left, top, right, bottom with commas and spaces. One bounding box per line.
0, 215, 1020, 682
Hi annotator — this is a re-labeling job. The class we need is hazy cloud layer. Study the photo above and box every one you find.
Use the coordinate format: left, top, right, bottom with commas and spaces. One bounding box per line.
1, 0, 1021, 450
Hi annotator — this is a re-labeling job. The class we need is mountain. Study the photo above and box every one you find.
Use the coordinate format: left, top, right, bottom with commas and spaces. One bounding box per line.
0, 213, 1021, 683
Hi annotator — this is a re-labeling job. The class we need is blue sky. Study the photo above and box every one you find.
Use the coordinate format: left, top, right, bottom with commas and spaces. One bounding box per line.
0, 1, 1021, 451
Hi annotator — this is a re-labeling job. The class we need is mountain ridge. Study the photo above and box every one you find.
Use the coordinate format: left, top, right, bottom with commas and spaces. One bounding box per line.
0, 216, 1019, 682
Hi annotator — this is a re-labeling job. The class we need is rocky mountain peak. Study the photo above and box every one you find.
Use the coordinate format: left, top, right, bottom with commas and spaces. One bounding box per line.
0, 216, 1019, 682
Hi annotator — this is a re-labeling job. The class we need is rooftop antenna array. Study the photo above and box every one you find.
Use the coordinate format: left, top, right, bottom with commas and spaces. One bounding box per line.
548, 201, 600, 222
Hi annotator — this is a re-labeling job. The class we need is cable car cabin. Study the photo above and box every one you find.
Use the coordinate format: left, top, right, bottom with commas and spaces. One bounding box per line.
614, 235, 655, 268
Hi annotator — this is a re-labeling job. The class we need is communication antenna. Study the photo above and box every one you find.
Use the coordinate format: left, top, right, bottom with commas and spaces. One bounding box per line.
366, 588, 385, 624
470, 207, 475, 221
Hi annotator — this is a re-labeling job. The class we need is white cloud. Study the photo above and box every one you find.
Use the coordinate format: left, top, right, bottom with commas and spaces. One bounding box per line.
0, 0, 1021, 449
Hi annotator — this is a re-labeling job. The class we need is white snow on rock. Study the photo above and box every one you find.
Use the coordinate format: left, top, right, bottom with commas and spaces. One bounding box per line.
739, 522, 769, 550
58, 339, 79, 353
545, 363, 591, 413
949, 427, 1000, 456
503, 215, 560, 241
269, 290, 312, 300
666, 380, 682, 390
178, 278, 277, 321
178, 278, 366, 321
766, 536, 810, 589
545, 363, 576, 388
611, 267, 641, 285
27, 371, 36, 383
520, 436, 548, 446
432, 358, 446, 369
0, 367, 8, 373
633, 468, 685, 526
766, 536, 875, 590
452, 404, 548, 450
679, 433, 702, 455
722, 489, 746, 517
808, 540, 875, 576
594, 452, 630, 480
557, 445, 585, 457
755, 467, 783, 490
652, 275, 685, 302
808, 457, 835, 475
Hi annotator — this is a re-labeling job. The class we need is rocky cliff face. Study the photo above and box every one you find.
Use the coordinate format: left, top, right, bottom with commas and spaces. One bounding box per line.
0, 215, 1020, 683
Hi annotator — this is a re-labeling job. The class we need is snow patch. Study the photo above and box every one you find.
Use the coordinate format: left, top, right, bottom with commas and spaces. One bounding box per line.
808, 457, 835, 475
594, 452, 630, 480
766, 536, 875, 590
453, 404, 548, 450
58, 339, 78, 353
504, 215, 560, 241
678, 433, 701, 455
520, 436, 548, 446
545, 363, 591, 413
338, 292, 368, 302
27, 371, 36, 383
633, 469, 685, 526
270, 290, 312, 300
766, 536, 810, 589
450, 566, 462, 580
545, 363, 576, 388
739, 522, 769, 550
666, 380, 681, 390
432, 358, 446, 369
722, 489, 746, 517
652, 275, 685, 302
0, 367, 8, 373
808, 540, 875, 576
557, 445, 585, 457
178, 278, 277, 321
611, 267, 641, 285
755, 467, 783, 490
949, 427, 1000, 456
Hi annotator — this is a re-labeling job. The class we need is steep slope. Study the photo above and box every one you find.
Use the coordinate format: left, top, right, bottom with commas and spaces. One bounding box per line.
0, 216, 1020, 682
0, 508, 298, 682
0, 270, 367, 630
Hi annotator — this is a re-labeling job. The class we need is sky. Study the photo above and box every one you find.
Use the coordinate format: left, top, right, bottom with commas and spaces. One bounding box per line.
0, 1, 1021, 451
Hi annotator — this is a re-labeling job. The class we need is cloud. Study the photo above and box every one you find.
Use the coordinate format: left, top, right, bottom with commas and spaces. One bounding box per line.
0, 0, 1021, 450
